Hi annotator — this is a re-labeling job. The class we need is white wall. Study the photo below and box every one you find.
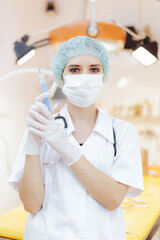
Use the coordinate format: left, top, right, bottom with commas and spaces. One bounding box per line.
0, 0, 160, 214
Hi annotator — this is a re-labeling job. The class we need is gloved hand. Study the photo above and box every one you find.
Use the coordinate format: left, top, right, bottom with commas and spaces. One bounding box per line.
27, 101, 82, 166
23, 92, 52, 155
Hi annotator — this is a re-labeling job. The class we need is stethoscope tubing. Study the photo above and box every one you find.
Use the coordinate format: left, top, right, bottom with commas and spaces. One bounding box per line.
43, 113, 116, 166
54, 114, 68, 129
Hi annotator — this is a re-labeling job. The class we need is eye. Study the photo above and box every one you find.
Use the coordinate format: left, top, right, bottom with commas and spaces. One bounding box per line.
90, 68, 100, 73
69, 68, 80, 73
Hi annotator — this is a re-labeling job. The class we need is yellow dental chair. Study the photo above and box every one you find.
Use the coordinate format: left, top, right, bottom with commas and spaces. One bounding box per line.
0, 175, 160, 240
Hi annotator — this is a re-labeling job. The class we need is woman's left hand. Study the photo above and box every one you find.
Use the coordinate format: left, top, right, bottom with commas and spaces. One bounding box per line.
27, 102, 82, 166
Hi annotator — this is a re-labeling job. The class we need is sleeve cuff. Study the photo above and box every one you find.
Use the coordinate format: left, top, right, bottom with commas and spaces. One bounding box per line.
8, 179, 21, 193
109, 174, 144, 198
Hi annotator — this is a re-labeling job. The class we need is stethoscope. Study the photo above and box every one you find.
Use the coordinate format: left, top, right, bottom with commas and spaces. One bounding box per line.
54, 114, 68, 129
43, 113, 117, 166
54, 113, 68, 135
54, 114, 117, 157
43, 113, 68, 167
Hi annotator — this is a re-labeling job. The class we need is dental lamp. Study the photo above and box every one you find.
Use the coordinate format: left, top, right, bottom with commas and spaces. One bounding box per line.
14, 22, 158, 67
13, 0, 127, 65
14, 35, 50, 65
132, 38, 158, 66
13, 20, 126, 65
124, 26, 158, 66
13, 0, 158, 66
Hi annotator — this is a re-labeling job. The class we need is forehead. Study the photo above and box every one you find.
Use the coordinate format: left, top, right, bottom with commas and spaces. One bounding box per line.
65, 54, 102, 67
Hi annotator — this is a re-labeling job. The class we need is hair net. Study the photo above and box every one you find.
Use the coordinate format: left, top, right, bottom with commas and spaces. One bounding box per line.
50, 36, 110, 87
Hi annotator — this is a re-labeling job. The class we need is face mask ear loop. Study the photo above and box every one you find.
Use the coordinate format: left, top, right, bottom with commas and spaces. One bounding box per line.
61, 73, 65, 87
101, 73, 104, 83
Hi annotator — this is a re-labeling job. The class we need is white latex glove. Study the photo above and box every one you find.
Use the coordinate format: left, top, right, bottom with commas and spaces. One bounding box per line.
27, 101, 82, 166
24, 92, 51, 155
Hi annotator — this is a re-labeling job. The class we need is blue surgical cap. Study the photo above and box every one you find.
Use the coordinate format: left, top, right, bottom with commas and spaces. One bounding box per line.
50, 36, 110, 87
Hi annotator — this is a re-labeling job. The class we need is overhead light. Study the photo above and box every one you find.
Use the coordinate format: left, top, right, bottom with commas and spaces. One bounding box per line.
49, 20, 126, 51
132, 38, 158, 66
132, 46, 157, 66
17, 49, 36, 66
14, 0, 128, 65
124, 26, 158, 66
14, 35, 50, 65
14, 35, 35, 65
14, 21, 126, 65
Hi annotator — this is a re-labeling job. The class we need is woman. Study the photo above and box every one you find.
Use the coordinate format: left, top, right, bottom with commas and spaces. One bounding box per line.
9, 36, 144, 240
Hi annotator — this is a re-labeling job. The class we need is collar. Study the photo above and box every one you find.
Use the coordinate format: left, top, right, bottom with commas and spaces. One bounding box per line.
93, 107, 114, 143
58, 103, 114, 143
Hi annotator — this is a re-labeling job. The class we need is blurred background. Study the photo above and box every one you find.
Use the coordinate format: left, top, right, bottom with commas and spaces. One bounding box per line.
0, 0, 160, 229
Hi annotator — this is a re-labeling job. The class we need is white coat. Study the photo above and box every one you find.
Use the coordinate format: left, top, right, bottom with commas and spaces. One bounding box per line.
8, 103, 144, 240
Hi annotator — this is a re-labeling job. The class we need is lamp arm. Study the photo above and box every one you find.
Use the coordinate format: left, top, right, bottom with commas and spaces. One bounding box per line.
118, 24, 146, 40
97, 15, 146, 40
90, 0, 97, 28
87, 0, 99, 36
33, 38, 50, 48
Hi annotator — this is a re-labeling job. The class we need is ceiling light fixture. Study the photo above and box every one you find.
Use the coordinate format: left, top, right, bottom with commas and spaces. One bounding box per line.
124, 26, 158, 66
13, 1, 158, 66
13, 0, 127, 65
14, 35, 50, 65
13, 20, 126, 65
132, 46, 157, 66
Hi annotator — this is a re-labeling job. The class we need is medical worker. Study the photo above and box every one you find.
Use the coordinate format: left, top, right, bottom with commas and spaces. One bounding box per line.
8, 36, 144, 240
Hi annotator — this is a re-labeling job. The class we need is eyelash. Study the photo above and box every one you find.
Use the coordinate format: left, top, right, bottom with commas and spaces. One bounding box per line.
69, 68, 100, 73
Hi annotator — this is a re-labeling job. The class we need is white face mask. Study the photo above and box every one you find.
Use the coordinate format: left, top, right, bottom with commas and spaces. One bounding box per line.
62, 74, 104, 107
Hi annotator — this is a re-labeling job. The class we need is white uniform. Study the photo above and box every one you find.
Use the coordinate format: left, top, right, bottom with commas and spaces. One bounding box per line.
8, 103, 144, 240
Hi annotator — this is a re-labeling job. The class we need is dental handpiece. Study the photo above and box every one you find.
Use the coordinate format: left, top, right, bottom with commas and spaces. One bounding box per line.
38, 68, 51, 111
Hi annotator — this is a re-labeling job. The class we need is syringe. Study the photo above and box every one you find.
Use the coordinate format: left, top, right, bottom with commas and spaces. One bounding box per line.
38, 68, 51, 111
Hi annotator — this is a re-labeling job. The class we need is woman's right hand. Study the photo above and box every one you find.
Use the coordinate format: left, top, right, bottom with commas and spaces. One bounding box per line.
23, 92, 50, 155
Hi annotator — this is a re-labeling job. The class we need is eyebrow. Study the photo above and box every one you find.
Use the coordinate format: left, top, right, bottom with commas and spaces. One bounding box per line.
68, 64, 101, 68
